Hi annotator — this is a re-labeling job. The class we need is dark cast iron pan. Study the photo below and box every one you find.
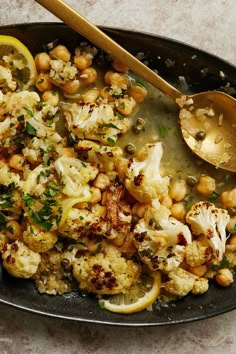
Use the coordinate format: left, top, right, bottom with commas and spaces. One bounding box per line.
0, 23, 235, 326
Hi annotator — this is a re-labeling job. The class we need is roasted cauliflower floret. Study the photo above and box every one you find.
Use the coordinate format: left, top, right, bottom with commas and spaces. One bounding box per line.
134, 200, 192, 272
164, 268, 209, 297
0, 65, 17, 91
77, 139, 124, 173
58, 206, 103, 239
0, 161, 21, 187
0, 90, 39, 118
49, 59, 78, 85
185, 239, 212, 267
33, 250, 75, 295
23, 223, 58, 253
72, 244, 140, 294
186, 201, 230, 263
1, 240, 41, 278
22, 136, 63, 164
125, 142, 169, 203
63, 102, 130, 144
54, 156, 98, 198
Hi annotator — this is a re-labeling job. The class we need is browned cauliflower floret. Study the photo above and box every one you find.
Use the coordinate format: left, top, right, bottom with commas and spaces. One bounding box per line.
185, 239, 212, 267
125, 142, 169, 203
54, 156, 98, 198
186, 201, 230, 263
134, 200, 192, 272
2, 240, 41, 278
164, 268, 209, 297
23, 223, 58, 253
72, 244, 140, 295
63, 102, 130, 145
58, 206, 104, 240
77, 139, 125, 173
33, 250, 75, 295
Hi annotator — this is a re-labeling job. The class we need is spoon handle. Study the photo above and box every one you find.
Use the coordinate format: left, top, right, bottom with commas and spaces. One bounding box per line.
35, 0, 182, 101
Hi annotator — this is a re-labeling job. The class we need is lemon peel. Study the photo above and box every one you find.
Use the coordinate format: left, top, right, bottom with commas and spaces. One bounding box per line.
0, 35, 37, 90
99, 272, 161, 314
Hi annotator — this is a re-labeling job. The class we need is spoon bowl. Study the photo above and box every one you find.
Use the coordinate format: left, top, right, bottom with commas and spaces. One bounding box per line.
35, 0, 236, 172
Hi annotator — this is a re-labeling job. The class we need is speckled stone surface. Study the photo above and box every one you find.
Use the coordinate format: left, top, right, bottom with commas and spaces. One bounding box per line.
0, 1, 235, 353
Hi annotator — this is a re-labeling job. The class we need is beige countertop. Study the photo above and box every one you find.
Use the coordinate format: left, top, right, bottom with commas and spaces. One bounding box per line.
0, 1, 235, 353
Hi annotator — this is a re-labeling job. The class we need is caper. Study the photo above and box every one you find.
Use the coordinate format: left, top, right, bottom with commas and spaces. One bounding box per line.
132, 124, 142, 134
227, 207, 236, 216
131, 214, 140, 224
148, 218, 162, 230
195, 130, 206, 141
61, 258, 71, 269
125, 143, 136, 155
136, 118, 145, 127
186, 175, 197, 187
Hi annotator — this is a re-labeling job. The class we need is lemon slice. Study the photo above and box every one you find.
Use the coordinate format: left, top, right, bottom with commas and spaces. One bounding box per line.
0, 35, 37, 90
99, 272, 161, 314
59, 193, 92, 227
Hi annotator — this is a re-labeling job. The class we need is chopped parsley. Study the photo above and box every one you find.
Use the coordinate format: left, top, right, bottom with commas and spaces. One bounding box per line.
107, 137, 116, 147
208, 192, 220, 203
24, 121, 37, 136
157, 123, 168, 138
23, 107, 34, 117
98, 123, 120, 130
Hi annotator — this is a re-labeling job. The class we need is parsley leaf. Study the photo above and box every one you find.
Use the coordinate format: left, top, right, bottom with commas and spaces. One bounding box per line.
25, 121, 36, 136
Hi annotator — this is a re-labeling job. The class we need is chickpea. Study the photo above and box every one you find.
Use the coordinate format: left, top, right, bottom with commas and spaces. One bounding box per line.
116, 98, 135, 116
171, 202, 186, 220
93, 173, 110, 190
129, 85, 147, 103
35, 73, 53, 92
80, 67, 98, 85
62, 79, 80, 95
82, 89, 99, 103
160, 195, 173, 209
189, 265, 207, 277
112, 234, 126, 247
9, 154, 25, 170
100, 86, 114, 102
108, 72, 128, 90
132, 202, 149, 218
35, 52, 51, 72
42, 90, 59, 107
115, 158, 128, 179
226, 216, 236, 233
215, 268, 233, 287
90, 186, 102, 204
5, 220, 22, 240
104, 71, 114, 85
169, 180, 187, 201
74, 54, 92, 70
112, 58, 129, 73
228, 233, 236, 245
221, 188, 236, 208
50, 45, 71, 62
196, 175, 216, 196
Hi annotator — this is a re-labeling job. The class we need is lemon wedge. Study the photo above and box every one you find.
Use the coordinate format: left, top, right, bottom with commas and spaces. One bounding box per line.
0, 35, 37, 89
99, 272, 161, 314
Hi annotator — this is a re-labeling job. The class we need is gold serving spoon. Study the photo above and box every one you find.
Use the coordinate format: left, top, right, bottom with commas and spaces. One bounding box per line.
35, 0, 236, 172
